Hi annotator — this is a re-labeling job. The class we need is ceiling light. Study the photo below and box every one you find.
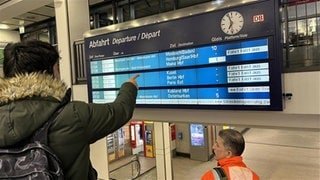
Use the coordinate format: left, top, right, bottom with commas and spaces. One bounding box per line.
212, 0, 224, 4
0, 24, 10, 30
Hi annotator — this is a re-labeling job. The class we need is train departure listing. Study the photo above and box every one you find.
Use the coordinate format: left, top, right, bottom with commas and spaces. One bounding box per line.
88, 38, 274, 107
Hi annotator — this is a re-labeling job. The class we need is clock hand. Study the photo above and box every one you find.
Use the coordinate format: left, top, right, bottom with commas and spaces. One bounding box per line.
227, 14, 233, 29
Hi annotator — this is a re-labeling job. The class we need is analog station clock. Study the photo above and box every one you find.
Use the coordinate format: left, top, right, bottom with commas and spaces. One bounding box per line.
220, 11, 244, 35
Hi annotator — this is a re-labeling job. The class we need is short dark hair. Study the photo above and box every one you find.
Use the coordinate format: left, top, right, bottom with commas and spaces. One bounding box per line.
3, 40, 59, 77
219, 129, 245, 156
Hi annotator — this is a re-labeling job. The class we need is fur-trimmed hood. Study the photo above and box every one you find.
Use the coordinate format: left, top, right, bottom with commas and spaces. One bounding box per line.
0, 73, 68, 104
0, 73, 69, 147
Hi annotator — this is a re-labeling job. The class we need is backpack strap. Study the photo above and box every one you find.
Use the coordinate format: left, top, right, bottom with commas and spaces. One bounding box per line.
33, 88, 71, 144
212, 167, 228, 180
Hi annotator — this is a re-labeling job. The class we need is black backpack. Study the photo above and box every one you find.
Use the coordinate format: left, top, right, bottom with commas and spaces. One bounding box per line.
0, 98, 68, 179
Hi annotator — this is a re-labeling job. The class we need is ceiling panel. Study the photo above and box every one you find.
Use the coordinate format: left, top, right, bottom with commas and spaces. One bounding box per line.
0, 0, 10, 5
15, 12, 51, 23
31, 6, 55, 17
89, 0, 104, 5
0, 0, 54, 30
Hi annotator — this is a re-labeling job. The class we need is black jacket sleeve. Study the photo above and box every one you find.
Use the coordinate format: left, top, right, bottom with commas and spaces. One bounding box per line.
84, 82, 137, 143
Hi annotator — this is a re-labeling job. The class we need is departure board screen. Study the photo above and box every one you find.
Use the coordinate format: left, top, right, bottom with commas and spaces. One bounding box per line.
85, 0, 282, 110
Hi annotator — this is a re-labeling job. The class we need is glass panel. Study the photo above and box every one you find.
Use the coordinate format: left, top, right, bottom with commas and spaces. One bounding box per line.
280, 7, 285, 21
134, 0, 174, 19
297, 19, 307, 37
38, 29, 49, 43
317, 17, 320, 45
306, 2, 316, 16
304, 45, 313, 67
122, 4, 132, 22
317, 1, 320, 15
282, 22, 287, 43
313, 44, 320, 67
287, 5, 296, 20
89, 15, 94, 29
308, 18, 317, 45
288, 21, 297, 46
317, 17, 320, 33
298, 19, 311, 46
308, 18, 317, 35
288, 46, 303, 68
297, 4, 306, 18
286, 16, 320, 71
134, 1, 160, 19
283, 46, 287, 68
178, 0, 211, 9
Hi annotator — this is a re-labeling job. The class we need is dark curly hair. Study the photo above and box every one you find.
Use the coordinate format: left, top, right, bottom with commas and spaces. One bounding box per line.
3, 40, 59, 77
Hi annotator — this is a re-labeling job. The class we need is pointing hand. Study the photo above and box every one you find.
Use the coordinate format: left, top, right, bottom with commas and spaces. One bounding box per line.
127, 74, 140, 89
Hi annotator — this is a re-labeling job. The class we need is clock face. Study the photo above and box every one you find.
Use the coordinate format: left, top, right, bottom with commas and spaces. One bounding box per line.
220, 11, 244, 35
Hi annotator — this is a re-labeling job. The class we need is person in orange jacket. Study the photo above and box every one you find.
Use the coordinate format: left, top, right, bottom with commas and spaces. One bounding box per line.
201, 129, 259, 180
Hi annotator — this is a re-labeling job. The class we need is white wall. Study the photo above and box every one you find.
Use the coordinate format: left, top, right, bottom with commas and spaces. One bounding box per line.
0, 29, 20, 77
283, 71, 320, 114
73, 84, 88, 101
71, 71, 320, 131
175, 123, 190, 154
0, 29, 20, 42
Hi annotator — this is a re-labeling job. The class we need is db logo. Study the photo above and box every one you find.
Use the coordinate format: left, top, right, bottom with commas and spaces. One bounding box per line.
253, 14, 264, 22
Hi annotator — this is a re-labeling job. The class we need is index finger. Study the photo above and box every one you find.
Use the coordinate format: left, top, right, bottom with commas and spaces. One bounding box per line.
131, 74, 140, 80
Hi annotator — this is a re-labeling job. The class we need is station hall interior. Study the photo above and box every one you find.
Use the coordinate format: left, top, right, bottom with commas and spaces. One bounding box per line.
0, 0, 320, 180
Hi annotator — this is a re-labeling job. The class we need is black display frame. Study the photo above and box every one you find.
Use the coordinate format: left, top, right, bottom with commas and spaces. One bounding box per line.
84, 0, 283, 111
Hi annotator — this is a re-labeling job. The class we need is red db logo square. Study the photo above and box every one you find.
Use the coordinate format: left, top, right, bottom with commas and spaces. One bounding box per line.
253, 14, 264, 22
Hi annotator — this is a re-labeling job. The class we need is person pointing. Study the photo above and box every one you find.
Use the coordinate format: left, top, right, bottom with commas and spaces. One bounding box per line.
0, 40, 139, 180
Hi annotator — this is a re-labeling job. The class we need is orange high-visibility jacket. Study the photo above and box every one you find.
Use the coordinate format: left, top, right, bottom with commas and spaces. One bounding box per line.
201, 156, 259, 180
